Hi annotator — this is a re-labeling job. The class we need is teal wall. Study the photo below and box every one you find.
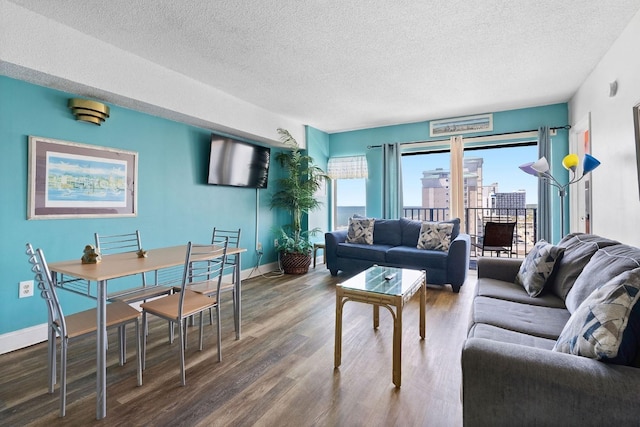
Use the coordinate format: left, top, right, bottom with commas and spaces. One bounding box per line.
0, 76, 284, 335
327, 104, 570, 240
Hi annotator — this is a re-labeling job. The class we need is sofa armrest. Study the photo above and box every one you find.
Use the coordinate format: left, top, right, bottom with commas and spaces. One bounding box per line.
476, 257, 522, 282
461, 337, 640, 427
325, 230, 348, 275
447, 233, 470, 292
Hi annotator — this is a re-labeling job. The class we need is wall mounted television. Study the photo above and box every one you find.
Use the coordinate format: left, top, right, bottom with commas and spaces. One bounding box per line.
207, 134, 271, 189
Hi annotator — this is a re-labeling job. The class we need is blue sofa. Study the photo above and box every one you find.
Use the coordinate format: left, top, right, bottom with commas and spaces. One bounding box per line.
324, 217, 471, 292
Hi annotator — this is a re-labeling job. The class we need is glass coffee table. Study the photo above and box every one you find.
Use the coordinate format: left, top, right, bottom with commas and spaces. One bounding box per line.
334, 265, 426, 387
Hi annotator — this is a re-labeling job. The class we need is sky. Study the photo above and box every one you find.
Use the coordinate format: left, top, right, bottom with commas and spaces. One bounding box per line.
337, 145, 540, 207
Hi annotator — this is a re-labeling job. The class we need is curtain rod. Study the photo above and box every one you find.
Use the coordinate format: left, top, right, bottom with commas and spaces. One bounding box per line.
366, 125, 571, 149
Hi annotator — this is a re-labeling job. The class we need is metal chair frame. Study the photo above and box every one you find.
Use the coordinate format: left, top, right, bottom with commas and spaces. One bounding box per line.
25, 243, 141, 417
472, 221, 517, 257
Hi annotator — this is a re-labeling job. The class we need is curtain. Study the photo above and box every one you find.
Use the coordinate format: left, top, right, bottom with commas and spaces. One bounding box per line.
538, 126, 551, 242
382, 143, 403, 219
327, 156, 368, 179
449, 136, 465, 230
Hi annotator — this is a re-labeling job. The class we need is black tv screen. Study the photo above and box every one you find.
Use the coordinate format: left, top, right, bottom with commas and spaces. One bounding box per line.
207, 135, 271, 189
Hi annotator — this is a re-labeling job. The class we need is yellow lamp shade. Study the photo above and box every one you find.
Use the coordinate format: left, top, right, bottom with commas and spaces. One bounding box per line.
562, 154, 579, 172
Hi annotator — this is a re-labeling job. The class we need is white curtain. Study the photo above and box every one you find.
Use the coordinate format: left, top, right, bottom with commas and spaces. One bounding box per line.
449, 136, 465, 230
538, 126, 551, 242
383, 143, 403, 219
327, 156, 368, 179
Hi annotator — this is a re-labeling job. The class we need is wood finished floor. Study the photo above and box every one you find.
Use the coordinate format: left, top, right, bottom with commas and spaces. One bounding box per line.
0, 266, 477, 427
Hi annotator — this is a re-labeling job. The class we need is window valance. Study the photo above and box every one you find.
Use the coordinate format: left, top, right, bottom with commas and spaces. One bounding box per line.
327, 156, 368, 179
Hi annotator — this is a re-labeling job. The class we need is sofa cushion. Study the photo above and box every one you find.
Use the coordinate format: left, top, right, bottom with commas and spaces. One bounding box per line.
469, 323, 557, 350
346, 217, 374, 245
372, 219, 402, 246
472, 296, 571, 340
417, 221, 454, 251
553, 268, 640, 365
550, 233, 620, 300
386, 246, 448, 270
336, 243, 391, 264
400, 217, 460, 247
566, 245, 640, 313
515, 240, 565, 297
476, 278, 567, 308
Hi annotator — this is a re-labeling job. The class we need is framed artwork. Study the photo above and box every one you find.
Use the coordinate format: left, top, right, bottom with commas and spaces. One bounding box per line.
634, 103, 640, 199
430, 114, 493, 137
28, 136, 138, 219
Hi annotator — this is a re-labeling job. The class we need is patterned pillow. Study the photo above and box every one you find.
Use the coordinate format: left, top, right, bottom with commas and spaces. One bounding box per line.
417, 221, 454, 251
515, 240, 565, 297
346, 217, 374, 245
553, 268, 640, 365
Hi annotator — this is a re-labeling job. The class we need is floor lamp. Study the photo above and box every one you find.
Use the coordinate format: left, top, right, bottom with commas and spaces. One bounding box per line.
519, 153, 601, 237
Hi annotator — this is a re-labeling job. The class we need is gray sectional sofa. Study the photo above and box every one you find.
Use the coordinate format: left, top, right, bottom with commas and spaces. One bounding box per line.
324, 217, 471, 292
462, 233, 640, 426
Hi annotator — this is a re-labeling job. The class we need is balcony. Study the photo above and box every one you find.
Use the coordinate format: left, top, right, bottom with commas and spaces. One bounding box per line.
402, 207, 538, 259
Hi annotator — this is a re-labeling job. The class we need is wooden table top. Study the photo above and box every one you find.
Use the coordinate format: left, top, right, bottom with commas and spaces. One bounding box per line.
49, 245, 246, 282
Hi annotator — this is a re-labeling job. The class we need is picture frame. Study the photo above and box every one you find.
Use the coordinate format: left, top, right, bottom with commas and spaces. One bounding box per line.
28, 136, 138, 219
634, 104, 640, 200
430, 114, 493, 137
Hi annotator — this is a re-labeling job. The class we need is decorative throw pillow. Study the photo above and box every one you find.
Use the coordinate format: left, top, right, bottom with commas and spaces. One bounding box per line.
346, 217, 374, 245
515, 240, 565, 297
417, 221, 454, 251
553, 268, 640, 365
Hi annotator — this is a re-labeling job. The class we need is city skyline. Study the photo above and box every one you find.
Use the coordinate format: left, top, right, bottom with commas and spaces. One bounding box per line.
336, 145, 539, 208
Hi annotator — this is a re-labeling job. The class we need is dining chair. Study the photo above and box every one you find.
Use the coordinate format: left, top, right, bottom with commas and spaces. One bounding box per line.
211, 228, 241, 327
141, 240, 228, 386
95, 230, 174, 304
25, 243, 142, 417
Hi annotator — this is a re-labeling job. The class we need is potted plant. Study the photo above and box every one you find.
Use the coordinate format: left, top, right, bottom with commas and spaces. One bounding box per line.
270, 128, 327, 274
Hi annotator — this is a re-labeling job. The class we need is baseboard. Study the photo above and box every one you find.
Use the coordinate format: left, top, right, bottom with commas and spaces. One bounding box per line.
0, 323, 48, 355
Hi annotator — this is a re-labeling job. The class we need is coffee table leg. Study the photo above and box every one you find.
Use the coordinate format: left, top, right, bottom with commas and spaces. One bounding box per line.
393, 301, 402, 387
334, 289, 343, 368
420, 278, 426, 339
373, 304, 379, 329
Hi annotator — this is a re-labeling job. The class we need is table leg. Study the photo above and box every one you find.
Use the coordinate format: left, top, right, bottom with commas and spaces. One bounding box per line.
96, 279, 107, 419
334, 289, 343, 368
235, 256, 241, 340
420, 278, 426, 339
392, 301, 402, 388
373, 304, 379, 329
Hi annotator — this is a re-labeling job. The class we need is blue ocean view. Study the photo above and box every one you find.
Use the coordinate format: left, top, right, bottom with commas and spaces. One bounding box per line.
336, 206, 366, 227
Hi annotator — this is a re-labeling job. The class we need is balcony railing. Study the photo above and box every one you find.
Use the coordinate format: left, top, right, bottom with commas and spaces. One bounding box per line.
402, 207, 538, 258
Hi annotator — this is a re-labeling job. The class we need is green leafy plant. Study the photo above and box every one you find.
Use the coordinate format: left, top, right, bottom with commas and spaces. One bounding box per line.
270, 128, 327, 255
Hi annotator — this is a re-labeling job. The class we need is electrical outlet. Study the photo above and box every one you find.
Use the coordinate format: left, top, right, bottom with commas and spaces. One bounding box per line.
274, 239, 279, 248
19, 280, 34, 298
256, 242, 263, 251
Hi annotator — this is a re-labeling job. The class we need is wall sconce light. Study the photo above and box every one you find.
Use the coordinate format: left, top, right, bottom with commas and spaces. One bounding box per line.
68, 98, 110, 125
519, 154, 601, 237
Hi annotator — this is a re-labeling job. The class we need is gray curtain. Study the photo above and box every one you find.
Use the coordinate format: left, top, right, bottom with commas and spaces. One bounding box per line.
538, 126, 551, 242
383, 143, 403, 219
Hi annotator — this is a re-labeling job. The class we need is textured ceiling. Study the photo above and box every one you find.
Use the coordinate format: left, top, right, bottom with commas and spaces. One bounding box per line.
6, 0, 640, 133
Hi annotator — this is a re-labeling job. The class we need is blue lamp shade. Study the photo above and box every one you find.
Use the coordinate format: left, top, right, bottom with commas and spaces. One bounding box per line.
582, 154, 601, 174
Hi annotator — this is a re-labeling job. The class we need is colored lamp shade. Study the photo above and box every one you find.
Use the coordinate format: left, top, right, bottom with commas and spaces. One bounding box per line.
582, 153, 601, 174
562, 154, 579, 172
518, 162, 538, 176
531, 157, 550, 174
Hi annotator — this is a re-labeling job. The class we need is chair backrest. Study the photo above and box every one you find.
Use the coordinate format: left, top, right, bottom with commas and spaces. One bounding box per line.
95, 230, 146, 285
25, 243, 67, 338
95, 230, 143, 254
482, 222, 516, 248
212, 227, 241, 274
177, 239, 229, 318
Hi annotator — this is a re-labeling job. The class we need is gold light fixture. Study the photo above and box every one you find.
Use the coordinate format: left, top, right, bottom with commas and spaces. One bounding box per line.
68, 98, 110, 125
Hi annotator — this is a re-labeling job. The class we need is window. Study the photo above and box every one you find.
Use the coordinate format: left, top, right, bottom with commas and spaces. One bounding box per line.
328, 156, 368, 230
